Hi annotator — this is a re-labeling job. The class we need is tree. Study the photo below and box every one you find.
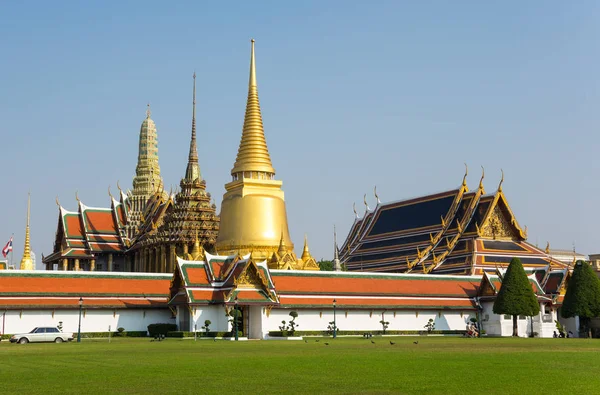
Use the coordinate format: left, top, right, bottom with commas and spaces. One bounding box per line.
380, 319, 389, 334
561, 261, 600, 338
318, 260, 333, 271
288, 311, 299, 334
493, 257, 540, 337
424, 319, 435, 333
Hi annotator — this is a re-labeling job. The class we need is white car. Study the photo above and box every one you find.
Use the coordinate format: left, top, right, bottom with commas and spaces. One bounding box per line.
10, 327, 74, 344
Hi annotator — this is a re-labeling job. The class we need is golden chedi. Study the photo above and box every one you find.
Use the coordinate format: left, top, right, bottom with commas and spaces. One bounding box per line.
216, 39, 294, 260
20, 193, 34, 270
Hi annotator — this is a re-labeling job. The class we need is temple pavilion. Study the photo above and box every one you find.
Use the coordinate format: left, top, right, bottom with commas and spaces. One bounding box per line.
340, 167, 570, 276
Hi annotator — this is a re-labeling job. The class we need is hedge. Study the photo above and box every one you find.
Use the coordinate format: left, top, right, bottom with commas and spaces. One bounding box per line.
148, 323, 177, 337
82, 331, 147, 338
269, 330, 467, 337
167, 331, 243, 338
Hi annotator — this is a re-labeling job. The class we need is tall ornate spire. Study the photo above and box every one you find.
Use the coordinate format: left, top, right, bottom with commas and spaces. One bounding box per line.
19, 193, 34, 270
185, 72, 201, 182
231, 39, 275, 177
333, 225, 342, 271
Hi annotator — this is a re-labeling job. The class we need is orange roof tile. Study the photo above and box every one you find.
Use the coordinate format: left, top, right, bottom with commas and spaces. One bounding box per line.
278, 296, 475, 309
84, 210, 118, 234
271, 272, 479, 298
65, 215, 84, 238
0, 273, 170, 297
0, 297, 167, 309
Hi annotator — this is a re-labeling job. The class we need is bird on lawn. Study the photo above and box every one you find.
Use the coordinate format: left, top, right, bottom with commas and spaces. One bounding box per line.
304, 340, 308, 343
413, 341, 419, 345
324, 342, 330, 346
389, 341, 396, 345
371, 340, 376, 344
315, 339, 320, 342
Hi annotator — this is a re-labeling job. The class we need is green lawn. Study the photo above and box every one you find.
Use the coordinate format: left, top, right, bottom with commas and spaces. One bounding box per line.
1, 336, 599, 394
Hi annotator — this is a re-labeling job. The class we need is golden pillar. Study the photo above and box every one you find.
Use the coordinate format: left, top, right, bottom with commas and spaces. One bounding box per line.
108, 254, 113, 272
63, 258, 68, 271
74, 259, 80, 271
90, 259, 96, 271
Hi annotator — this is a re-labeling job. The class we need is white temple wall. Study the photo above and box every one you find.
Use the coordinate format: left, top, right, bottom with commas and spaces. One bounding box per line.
1, 309, 173, 335
263, 308, 476, 336
190, 306, 229, 333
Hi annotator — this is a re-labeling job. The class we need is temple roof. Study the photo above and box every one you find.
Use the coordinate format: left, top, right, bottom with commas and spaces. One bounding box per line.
0, 270, 171, 309
44, 198, 128, 263
340, 170, 560, 275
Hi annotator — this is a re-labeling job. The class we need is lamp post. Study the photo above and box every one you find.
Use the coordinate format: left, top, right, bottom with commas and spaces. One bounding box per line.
77, 297, 83, 343
234, 296, 239, 341
333, 299, 337, 339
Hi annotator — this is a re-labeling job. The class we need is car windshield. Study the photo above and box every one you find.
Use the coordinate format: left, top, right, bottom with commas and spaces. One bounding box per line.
29, 328, 39, 333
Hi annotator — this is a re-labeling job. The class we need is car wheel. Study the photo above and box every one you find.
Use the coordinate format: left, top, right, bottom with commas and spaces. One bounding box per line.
19, 338, 28, 344
54, 337, 63, 343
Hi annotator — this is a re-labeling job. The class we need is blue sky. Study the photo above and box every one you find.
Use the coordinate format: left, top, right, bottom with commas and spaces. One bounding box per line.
0, 1, 598, 267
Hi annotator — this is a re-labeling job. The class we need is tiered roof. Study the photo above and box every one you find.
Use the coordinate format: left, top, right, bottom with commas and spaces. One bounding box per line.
170, 253, 278, 306
43, 195, 129, 264
0, 270, 171, 309
340, 170, 567, 275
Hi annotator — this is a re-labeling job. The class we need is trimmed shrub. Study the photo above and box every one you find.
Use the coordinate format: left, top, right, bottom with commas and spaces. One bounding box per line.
148, 323, 177, 337
167, 331, 242, 338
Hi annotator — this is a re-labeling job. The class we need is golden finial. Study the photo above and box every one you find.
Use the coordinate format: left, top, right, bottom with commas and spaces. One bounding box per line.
146, 103, 151, 118
353, 202, 358, 218
108, 186, 113, 199
479, 166, 485, 190
116, 180, 122, 192
277, 231, 287, 255
55, 196, 60, 207
75, 191, 80, 202
301, 234, 311, 260
462, 163, 468, 188
374, 186, 380, 205
545, 241, 550, 254
230, 38, 275, 176
363, 194, 370, 212
498, 169, 504, 192
19, 193, 34, 270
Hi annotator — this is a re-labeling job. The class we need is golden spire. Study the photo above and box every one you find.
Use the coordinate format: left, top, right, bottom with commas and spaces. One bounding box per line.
498, 169, 504, 192
231, 39, 275, 176
301, 234, 311, 260
19, 193, 34, 270
185, 72, 201, 182
146, 103, 151, 118
277, 231, 287, 255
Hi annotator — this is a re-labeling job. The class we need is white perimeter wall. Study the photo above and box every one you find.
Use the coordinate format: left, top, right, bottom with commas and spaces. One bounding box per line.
1, 309, 173, 335
263, 308, 476, 338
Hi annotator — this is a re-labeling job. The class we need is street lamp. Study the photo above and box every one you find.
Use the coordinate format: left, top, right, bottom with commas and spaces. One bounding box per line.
77, 297, 83, 343
234, 296, 239, 341
333, 299, 337, 339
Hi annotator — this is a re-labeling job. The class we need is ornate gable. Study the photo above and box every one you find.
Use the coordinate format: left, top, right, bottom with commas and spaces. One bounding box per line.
477, 192, 525, 241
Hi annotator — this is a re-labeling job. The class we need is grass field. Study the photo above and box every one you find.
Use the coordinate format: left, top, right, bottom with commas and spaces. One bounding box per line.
1, 336, 599, 394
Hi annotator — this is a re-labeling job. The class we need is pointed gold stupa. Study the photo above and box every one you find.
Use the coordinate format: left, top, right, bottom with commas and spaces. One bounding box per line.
19, 193, 34, 270
216, 39, 293, 259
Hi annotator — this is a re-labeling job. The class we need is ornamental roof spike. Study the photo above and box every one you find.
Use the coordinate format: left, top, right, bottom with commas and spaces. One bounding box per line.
498, 169, 504, 192
184, 71, 202, 183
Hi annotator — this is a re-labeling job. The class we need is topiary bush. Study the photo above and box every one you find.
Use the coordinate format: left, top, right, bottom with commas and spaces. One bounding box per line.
148, 323, 177, 337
